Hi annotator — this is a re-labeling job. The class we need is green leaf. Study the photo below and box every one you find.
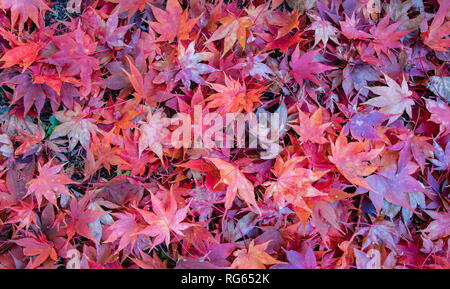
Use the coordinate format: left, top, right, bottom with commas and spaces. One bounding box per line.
49, 115, 59, 125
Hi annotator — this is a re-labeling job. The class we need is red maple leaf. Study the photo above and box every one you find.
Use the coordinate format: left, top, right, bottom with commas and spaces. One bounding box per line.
100, 11, 132, 48
25, 160, 75, 207
47, 26, 99, 98
14, 233, 58, 268
290, 107, 331, 144
64, 194, 104, 243
423, 210, 450, 240
106, 0, 149, 18
426, 99, 450, 135
206, 157, 260, 214
105, 211, 143, 252
289, 46, 335, 87
135, 190, 192, 247
422, 0, 450, 52
339, 13, 372, 40
205, 73, 264, 114
369, 13, 412, 57
0, 0, 51, 31
265, 156, 328, 213
0, 39, 43, 71
149, 0, 199, 43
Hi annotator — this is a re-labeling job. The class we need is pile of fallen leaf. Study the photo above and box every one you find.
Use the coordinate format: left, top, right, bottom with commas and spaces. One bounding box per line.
0, 0, 448, 269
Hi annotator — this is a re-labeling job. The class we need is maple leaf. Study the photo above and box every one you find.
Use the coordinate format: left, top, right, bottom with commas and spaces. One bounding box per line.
426, 99, 450, 135
205, 14, 253, 56
389, 130, 435, 172
291, 107, 331, 144
422, 210, 450, 240
8, 72, 59, 115
422, 0, 450, 52
149, 0, 199, 43
357, 42, 380, 66
353, 248, 392, 269
188, 185, 223, 222
363, 74, 414, 124
0, 0, 51, 31
427, 76, 450, 103
265, 156, 328, 212
342, 63, 380, 97
307, 14, 339, 48
206, 157, 260, 213
205, 73, 263, 114
430, 141, 450, 171
104, 61, 132, 91
0, 39, 43, 71
118, 131, 159, 176
121, 55, 171, 105
289, 46, 336, 87
329, 132, 383, 192
344, 111, 387, 141
131, 250, 167, 269
272, 247, 317, 269
174, 41, 217, 88
100, 11, 132, 48
86, 129, 125, 178
64, 195, 104, 243
14, 234, 57, 269
182, 225, 216, 253
7, 201, 37, 231
339, 13, 372, 40
25, 161, 75, 207
310, 200, 342, 243
29, 63, 81, 97
369, 12, 412, 57
262, 32, 305, 54
138, 109, 171, 160
106, 0, 149, 17
266, 9, 300, 39
231, 240, 282, 269
136, 191, 192, 247
50, 104, 99, 151
105, 212, 143, 252
122, 55, 154, 102
14, 122, 45, 157
47, 26, 99, 98
231, 53, 274, 81
357, 218, 399, 251
365, 152, 427, 213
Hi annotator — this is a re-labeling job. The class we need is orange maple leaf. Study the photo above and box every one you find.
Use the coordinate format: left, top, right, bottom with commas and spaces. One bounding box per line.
265, 156, 328, 213
231, 240, 283, 269
291, 107, 331, 144
329, 132, 383, 192
206, 157, 260, 214
205, 14, 253, 57
205, 73, 263, 114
